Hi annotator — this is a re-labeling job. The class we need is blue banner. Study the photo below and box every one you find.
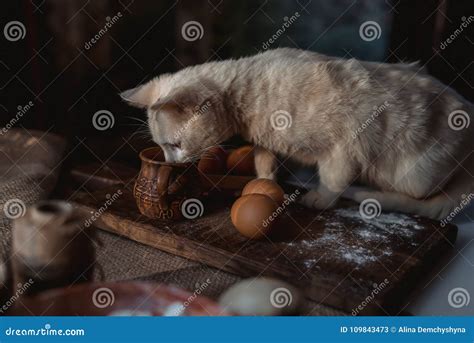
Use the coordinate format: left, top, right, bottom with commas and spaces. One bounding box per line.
0, 317, 473, 343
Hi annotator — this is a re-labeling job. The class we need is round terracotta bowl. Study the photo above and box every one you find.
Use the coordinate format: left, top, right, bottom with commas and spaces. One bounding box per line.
11, 282, 228, 316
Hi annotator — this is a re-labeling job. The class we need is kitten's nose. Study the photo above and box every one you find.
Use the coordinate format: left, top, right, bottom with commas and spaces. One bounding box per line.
162, 150, 175, 163
164, 152, 185, 163
173, 149, 187, 163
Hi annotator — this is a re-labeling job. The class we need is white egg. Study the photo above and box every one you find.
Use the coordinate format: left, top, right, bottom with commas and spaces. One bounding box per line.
218, 277, 301, 315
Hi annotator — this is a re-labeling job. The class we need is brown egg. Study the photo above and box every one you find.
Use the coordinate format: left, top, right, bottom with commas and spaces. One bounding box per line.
230, 194, 278, 239
198, 146, 228, 174
226, 145, 255, 175
242, 178, 285, 204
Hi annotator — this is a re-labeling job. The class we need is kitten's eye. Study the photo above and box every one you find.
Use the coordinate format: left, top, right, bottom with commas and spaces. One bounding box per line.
167, 142, 181, 149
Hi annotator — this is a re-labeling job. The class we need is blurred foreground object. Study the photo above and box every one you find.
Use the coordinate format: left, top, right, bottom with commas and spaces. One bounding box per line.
11, 282, 227, 316
11, 200, 95, 297
0, 129, 66, 265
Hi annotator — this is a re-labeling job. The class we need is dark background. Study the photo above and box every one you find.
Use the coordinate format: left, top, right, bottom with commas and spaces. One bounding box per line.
0, 0, 473, 169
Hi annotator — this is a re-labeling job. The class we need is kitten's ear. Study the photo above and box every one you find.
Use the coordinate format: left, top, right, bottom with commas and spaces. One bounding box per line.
150, 90, 202, 114
120, 80, 158, 108
150, 100, 182, 115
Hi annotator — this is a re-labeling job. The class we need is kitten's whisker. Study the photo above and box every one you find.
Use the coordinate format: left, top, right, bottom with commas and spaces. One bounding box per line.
129, 130, 152, 140
126, 116, 148, 125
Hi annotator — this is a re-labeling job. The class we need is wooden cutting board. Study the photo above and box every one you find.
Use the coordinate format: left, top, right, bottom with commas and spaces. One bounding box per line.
73, 185, 457, 315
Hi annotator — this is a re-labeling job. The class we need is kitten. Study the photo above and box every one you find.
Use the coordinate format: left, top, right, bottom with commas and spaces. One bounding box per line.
121, 48, 473, 220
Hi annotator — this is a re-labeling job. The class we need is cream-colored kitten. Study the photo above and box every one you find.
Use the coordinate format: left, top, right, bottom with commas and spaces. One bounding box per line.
121, 48, 473, 220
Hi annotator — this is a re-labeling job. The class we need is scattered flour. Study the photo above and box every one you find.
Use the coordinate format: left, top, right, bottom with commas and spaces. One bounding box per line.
288, 236, 389, 270
334, 208, 424, 238
356, 229, 386, 241
303, 258, 321, 269
341, 246, 378, 264
286, 206, 425, 270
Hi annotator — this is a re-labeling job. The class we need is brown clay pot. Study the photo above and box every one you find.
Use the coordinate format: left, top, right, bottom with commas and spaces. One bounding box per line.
134, 147, 202, 220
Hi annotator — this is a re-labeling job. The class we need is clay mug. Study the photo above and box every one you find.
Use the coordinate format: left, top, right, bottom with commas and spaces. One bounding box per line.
134, 147, 202, 220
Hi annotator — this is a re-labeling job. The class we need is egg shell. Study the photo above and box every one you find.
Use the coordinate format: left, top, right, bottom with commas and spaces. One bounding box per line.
226, 145, 255, 175
242, 178, 285, 204
230, 194, 278, 239
198, 146, 228, 174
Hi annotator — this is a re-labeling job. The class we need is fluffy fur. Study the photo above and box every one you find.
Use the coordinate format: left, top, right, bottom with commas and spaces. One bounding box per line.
121, 48, 474, 220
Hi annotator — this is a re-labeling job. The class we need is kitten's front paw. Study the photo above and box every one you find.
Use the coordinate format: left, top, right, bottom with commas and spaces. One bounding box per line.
299, 190, 337, 210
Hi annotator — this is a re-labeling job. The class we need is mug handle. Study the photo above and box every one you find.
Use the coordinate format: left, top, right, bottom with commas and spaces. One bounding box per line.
156, 165, 173, 210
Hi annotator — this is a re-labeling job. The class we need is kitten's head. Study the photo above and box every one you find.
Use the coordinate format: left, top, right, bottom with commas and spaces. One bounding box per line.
121, 75, 233, 163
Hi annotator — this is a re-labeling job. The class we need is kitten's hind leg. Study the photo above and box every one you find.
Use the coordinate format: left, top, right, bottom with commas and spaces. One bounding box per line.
300, 145, 356, 210
349, 171, 472, 220
349, 190, 454, 220
349, 154, 474, 220
254, 146, 278, 180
